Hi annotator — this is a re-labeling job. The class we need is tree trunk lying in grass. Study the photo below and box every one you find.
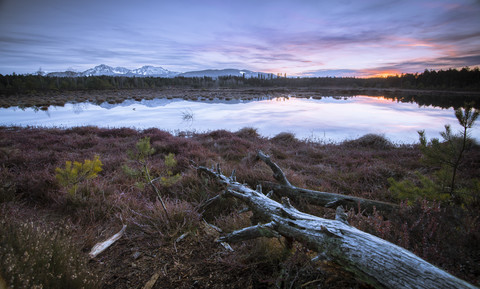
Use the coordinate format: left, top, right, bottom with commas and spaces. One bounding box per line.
197, 165, 477, 289
256, 150, 398, 214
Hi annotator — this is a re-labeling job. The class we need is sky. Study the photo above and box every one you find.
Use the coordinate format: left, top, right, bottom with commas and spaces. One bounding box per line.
0, 0, 479, 77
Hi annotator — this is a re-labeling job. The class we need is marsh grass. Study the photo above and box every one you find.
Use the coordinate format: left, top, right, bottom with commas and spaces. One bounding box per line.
0, 165, 17, 203
271, 132, 298, 145
0, 216, 99, 289
342, 133, 394, 150
235, 127, 260, 139
125, 198, 201, 241
0, 126, 479, 287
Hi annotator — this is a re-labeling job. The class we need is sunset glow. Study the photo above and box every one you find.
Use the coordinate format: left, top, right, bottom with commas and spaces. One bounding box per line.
0, 0, 479, 76
363, 70, 402, 78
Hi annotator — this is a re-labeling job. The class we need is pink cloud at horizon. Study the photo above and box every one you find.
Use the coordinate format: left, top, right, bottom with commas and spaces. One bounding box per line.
0, 0, 479, 76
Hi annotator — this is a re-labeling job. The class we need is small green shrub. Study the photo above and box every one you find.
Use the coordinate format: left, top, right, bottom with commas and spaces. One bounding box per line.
130, 136, 155, 162
159, 152, 182, 187
123, 137, 181, 188
123, 137, 182, 223
55, 155, 102, 197
456, 178, 480, 206
122, 137, 155, 189
418, 106, 478, 200
388, 172, 450, 204
0, 219, 98, 289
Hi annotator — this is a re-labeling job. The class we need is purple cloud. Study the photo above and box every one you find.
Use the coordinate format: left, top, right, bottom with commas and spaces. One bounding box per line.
0, 0, 479, 75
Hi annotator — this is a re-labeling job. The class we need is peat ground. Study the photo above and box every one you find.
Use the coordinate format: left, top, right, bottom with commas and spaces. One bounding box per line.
0, 126, 479, 288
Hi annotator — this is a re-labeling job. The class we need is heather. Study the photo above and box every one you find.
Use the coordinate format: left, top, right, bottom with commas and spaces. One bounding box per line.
0, 126, 479, 288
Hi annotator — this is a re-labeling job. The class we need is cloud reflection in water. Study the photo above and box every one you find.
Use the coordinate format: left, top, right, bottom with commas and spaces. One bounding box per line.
0, 96, 476, 144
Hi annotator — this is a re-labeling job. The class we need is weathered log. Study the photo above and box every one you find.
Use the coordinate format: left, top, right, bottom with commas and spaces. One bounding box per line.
198, 165, 477, 289
89, 225, 127, 258
257, 150, 398, 214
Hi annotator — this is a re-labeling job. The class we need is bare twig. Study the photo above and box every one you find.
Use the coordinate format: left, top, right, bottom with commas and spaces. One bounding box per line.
143, 162, 171, 224
257, 150, 398, 214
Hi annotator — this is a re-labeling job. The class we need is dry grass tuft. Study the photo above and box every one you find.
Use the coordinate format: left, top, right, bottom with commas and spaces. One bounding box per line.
343, 133, 394, 150
0, 212, 99, 289
271, 132, 298, 145
235, 127, 260, 139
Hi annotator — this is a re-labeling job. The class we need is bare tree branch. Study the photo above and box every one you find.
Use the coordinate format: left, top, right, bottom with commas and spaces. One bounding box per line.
257, 150, 398, 214
198, 165, 476, 289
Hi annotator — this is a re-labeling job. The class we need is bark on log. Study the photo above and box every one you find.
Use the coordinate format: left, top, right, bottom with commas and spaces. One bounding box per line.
257, 150, 398, 214
198, 165, 477, 289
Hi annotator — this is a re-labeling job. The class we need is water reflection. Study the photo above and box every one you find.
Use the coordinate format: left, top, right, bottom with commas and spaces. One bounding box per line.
0, 96, 478, 143
180, 108, 195, 127
72, 103, 89, 114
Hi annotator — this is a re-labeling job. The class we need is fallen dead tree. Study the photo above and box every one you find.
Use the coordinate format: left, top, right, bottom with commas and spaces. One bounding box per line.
256, 150, 398, 214
197, 164, 477, 289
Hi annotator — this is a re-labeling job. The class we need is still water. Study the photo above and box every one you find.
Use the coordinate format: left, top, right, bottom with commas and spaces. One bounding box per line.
0, 96, 477, 143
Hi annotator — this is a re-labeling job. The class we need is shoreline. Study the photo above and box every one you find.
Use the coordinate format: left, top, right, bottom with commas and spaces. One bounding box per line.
0, 125, 419, 146
1, 87, 479, 109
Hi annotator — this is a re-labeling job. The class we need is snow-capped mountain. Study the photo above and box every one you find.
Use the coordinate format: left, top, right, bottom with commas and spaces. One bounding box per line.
45, 65, 272, 79
178, 69, 274, 79
82, 64, 131, 76
46, 64, 179, 77
130, 65, 179, 77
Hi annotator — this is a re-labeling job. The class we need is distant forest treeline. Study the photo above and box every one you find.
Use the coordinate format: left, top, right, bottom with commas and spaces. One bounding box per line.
1, 67, 479, 95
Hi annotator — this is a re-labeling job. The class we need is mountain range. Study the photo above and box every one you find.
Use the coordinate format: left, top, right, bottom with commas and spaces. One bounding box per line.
45, 64, 274, 79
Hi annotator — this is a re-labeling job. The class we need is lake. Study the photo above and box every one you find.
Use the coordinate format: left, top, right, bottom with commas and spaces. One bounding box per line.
0, 95, 478, 143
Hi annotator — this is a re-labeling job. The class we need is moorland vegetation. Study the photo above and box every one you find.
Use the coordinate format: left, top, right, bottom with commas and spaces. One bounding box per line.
1, 68, 479, 287
0, 114, 479, 287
